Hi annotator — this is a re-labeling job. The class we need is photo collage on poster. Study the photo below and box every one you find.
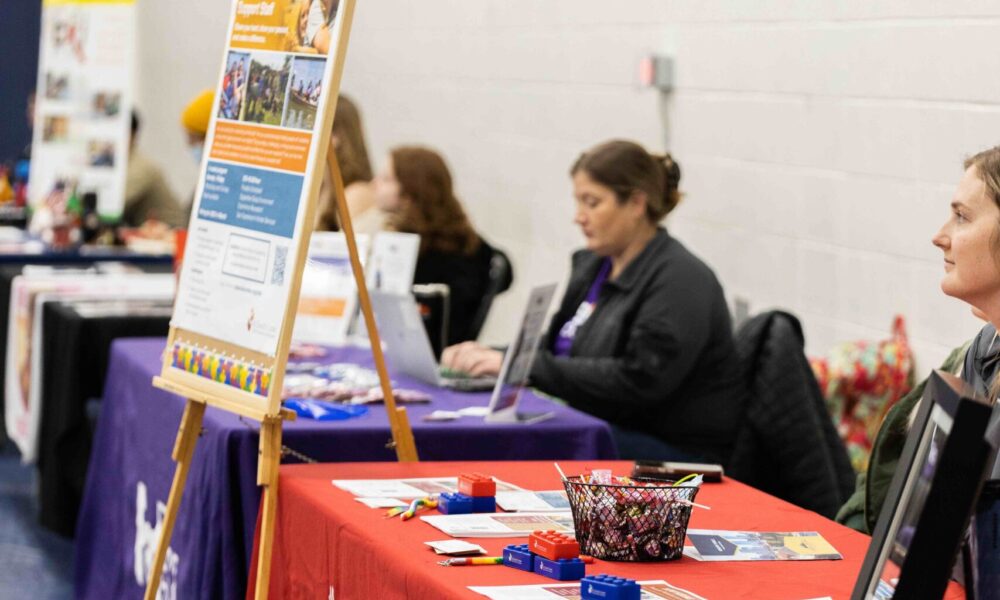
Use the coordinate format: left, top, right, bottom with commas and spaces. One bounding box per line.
216, 0, 336, 130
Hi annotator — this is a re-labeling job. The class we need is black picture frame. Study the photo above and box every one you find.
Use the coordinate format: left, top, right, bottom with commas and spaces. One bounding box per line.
852, 370, 999, 599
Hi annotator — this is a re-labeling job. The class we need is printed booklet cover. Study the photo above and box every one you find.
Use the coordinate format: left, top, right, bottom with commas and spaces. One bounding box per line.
684, 530, 842, 561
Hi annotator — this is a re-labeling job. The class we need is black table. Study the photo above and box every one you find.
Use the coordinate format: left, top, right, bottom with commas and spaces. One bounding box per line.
0, 258, 172, 440
37, 299, 172, 536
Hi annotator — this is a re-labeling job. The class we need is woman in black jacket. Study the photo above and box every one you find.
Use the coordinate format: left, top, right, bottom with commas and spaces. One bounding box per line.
443, 140, 745, 463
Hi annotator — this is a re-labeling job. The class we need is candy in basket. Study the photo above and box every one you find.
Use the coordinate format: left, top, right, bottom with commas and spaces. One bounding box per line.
562, 473, 700, 561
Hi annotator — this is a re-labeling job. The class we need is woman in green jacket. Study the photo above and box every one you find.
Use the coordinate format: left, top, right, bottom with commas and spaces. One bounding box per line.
838, 145, 1000, 532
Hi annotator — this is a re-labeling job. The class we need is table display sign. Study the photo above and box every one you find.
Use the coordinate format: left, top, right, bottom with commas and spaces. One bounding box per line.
293, 231, 369, 346
172, 0, 351, 359
852, 371, 998, 599
30, 0, 135, 221
137, 0, 416, 600
367, 231, 419, 294
140, 1, 418, 599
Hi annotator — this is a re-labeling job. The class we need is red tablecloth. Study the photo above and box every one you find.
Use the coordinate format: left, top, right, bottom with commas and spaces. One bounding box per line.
251, 461, 964, 599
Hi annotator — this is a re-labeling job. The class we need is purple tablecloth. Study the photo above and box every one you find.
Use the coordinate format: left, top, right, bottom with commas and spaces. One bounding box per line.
75, 337, 616, 600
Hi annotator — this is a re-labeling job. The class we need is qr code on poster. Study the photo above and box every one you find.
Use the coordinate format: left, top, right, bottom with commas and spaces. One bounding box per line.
271, 245, 287, 285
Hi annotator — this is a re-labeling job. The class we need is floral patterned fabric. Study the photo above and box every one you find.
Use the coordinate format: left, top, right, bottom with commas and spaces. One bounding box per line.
810, 316, 914, 472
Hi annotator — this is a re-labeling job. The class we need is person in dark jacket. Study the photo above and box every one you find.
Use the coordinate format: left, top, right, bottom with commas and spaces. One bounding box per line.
373, 145, 495, 345
442, 140, 744, 463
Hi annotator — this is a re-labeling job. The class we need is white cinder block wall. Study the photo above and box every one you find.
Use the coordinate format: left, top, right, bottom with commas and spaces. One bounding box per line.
138, 0, 1000, 373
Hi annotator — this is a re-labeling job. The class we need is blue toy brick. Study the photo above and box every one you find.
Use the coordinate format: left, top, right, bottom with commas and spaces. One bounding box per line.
532, 555, 585, 581
437, 492, 474, 514
438, 492, 496, 514
580, 574, 641, 600
470, 495, 496, 513
502, 544, 534, 571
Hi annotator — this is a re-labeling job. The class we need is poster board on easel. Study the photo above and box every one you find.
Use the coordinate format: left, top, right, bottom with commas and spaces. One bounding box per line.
30, 0, 136, 222
143, 1, 417, 598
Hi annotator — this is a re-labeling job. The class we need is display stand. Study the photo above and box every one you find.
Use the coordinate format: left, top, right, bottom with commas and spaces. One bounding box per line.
143, 148, 418, 600
141, 1, 418, 597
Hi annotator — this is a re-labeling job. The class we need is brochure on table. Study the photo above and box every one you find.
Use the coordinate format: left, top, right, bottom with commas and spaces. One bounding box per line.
29, 0, 136, 220
293, 231, 369, 345
420, 512, 575, 538
469, 580, 706, 600
332, 476, 522, 498
683, 529, 842, 562
5, 272, 175, 460
495, 490, 569, 512
171, 0, 349, 357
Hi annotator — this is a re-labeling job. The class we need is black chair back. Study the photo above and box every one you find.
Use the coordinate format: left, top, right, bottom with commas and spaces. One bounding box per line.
728, 310, 855, 519
413, 283, 449, 359
467, 244, 513, 340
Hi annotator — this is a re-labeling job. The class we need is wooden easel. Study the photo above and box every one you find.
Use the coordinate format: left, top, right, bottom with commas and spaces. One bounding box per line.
143, 1, 417, 596
143, 146, 418, 600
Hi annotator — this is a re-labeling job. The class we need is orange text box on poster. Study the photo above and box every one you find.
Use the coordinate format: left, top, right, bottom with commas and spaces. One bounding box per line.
210, 121, 311, 173
230, 0, 294, 51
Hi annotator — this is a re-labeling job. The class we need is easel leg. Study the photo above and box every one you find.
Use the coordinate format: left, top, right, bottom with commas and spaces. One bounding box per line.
144, 399, 206, 600
326, 141, 419, 461
393, 407, 418, 464
253, 417, 283, 600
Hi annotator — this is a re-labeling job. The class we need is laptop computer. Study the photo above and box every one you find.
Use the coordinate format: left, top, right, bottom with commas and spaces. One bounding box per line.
484, 283, 557, 424
370, 290, 497, 391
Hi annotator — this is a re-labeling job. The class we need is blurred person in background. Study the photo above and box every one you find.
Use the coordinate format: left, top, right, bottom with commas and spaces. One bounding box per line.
373, 145, 498, 345
314, 94, 381, 233
123, 110, 183, 228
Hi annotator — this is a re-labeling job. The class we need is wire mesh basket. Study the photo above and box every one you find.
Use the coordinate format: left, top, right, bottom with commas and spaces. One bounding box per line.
563, 475, 699, 561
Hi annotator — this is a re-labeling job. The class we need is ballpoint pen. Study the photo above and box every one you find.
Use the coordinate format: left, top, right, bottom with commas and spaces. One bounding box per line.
437, 556, 504, 566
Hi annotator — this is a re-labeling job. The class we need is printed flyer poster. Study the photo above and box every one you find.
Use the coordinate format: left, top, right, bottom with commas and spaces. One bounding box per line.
172, 0, 351, 355
30, 0, 136, 220
293, 231, 369, 346
683, 529, 842, 561
420, 512, 575, 538
468, 580, 707, 600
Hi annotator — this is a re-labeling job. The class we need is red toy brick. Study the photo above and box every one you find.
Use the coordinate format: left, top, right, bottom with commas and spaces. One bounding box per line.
458, 473, 496, 497
529, 530, 580, 561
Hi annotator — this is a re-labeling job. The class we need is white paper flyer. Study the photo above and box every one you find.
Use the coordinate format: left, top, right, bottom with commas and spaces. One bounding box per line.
469, 580, 707, 600
332, 477, 522, 499
495, 490, 570, 512
420, 512, 575, 538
